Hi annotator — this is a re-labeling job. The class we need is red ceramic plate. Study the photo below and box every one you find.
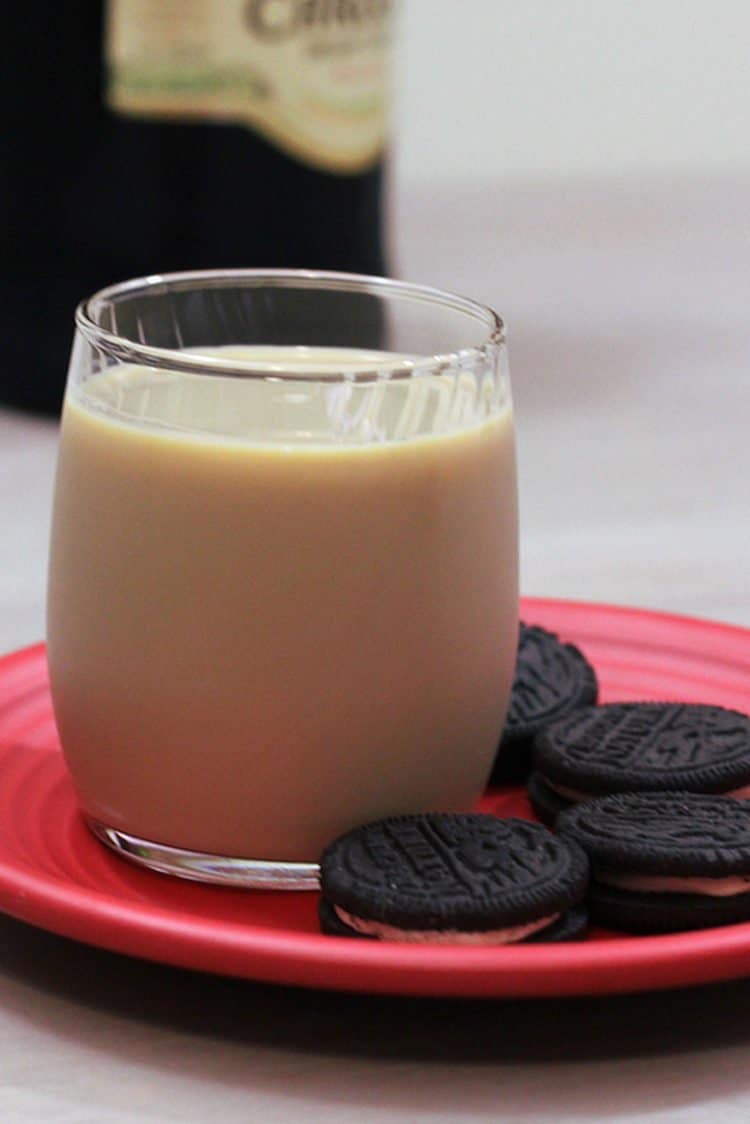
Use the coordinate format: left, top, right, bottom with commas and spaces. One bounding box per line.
2, 597, 750, 998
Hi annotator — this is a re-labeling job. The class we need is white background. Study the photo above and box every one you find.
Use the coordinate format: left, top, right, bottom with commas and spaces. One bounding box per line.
394, 0, 750, 185
385, 2, 750, 631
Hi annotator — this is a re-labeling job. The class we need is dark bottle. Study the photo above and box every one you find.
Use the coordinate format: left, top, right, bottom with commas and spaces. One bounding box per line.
2, 0, 393, 415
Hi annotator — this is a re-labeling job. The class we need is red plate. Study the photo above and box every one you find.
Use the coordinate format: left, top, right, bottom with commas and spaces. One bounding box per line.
2, 597, 750, 998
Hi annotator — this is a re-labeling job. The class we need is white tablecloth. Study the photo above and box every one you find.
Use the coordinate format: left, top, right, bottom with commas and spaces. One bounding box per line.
1, 177, 749, 1123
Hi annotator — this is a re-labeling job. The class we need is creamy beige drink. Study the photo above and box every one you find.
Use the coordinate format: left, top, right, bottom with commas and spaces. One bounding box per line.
48, 346, 517, 861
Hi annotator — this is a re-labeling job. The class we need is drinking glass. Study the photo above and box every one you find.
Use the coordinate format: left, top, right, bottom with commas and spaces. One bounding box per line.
47, 270, 518, 888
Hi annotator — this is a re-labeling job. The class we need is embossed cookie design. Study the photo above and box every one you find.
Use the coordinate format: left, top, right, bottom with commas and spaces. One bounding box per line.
529, 702, 750, 825
319, 813, 589, 943
558, 791, 750, 933
489, 623, 598, 785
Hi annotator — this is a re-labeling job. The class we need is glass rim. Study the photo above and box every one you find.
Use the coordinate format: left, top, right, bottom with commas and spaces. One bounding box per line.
74, 269, 506, 384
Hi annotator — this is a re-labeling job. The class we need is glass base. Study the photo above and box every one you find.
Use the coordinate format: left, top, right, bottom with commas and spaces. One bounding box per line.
87, 819, 321, 890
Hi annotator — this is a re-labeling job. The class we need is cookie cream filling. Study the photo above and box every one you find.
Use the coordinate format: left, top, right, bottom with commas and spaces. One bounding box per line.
596, 870, 750, 897
545, 778, 750, 803
333, 907, 560, 944
544, 780, 600, 802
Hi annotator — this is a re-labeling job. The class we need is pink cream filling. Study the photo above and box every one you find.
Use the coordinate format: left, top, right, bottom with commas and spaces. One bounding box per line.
597, 870, 750, 897
546, 779, 750, 802
333, 907, 560, 944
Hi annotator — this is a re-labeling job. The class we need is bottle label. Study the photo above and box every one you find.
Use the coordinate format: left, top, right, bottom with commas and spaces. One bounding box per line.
106, 0, 393, 173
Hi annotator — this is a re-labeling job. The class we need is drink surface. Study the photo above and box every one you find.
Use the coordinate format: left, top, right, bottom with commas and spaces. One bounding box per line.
47, 347, 518, 860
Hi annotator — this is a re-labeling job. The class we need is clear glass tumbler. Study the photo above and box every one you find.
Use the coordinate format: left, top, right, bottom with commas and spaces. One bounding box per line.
47, 270, 518, 888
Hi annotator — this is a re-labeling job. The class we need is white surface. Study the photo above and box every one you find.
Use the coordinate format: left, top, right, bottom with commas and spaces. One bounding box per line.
1, 177, 750, 1122
395, 0, 750, 183
392, 176, 750, 628
0, 412, 57, 655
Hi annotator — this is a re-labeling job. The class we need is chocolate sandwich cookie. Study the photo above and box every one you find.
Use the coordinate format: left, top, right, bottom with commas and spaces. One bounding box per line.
319, 813, 589, 943
489, 623, 598, 785
529, 703, 750, 826
557, 791, 750, 934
